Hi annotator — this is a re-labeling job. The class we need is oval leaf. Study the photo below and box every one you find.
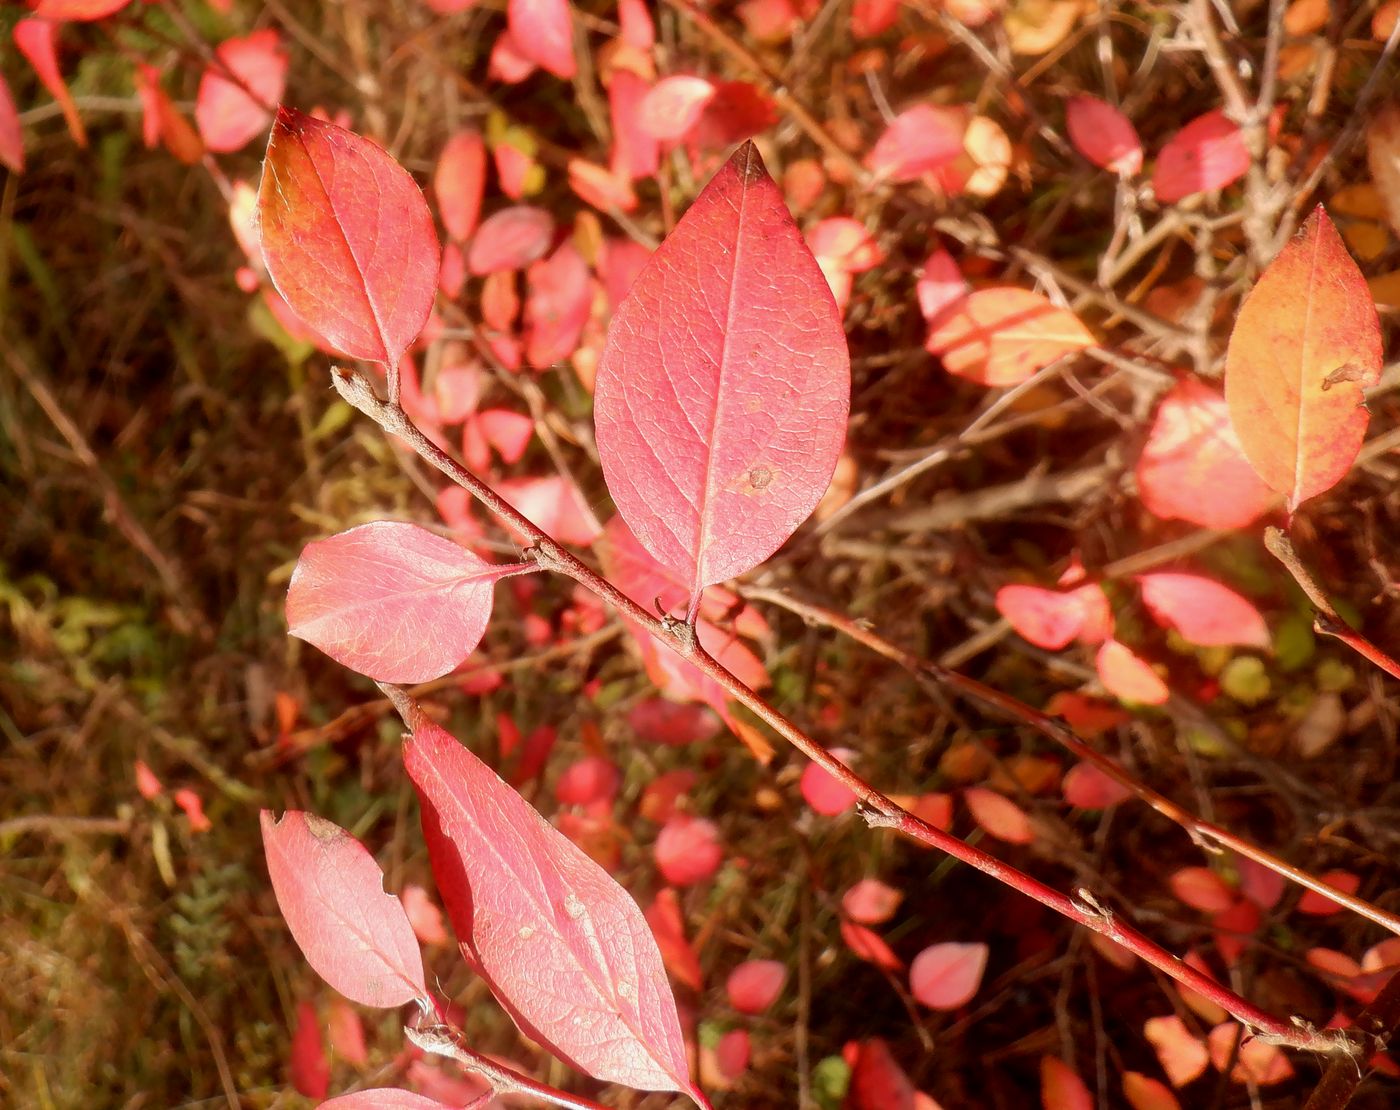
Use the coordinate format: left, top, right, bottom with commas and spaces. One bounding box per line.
1136, 572, 1269, 649
261, 810, 428, 1008
639, 76, 717, 142
1224, 206, 1382, 509
726, 959, 786, 1014
926, 287, 1094, 386
1066, 95, 1142, 175
1096, 640, 1169, 705
468, 205, 555, 274
195, 30, 287, 154
594, 141, 850, 600
1152, 108, 1248, 203
286, 521, 527, 683
322, 1092, 447, 1110
258, 107, 440, 368
910, 941, 989, 1010
507, 0, 576, 79
434, 128, 487, 243
404, 717, 702, 1101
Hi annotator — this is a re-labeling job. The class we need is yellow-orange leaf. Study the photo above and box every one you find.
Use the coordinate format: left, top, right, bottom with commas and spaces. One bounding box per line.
1224, 207, 1382, 510
925, 287, 1094, 386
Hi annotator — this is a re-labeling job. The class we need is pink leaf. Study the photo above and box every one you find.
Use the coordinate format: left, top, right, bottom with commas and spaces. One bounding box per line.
1061, 761, 1132, 808
405, 718, 703, 1100
1143, 1015, 1208, 1087
555, 755, 621, 808
1096, 640, 1169, 705
477, 409, 535, 463
1136, 573, 1269, 649
996, 583, 1108, 650
327, 996, 368, 1067
842, 878, 903, 925
1152, 108, 1248, 203
174, 787, 211, 833
434, 128, 487, 243
726, 959, 786, 1013
1297, 870, 1361, 915
847, 1039, 917, 1110
628, 698, 721, 745
618, 0, 655, 49
133, 759, 163, 800
1041, 1056, 1093, 1110
840, 920, 904, 971
321, 1092, 447, 1110
609, 70, 661, 180
30, 0, 132, 17
1168, 866, 1236, 914
964, 787, 1034, 845
467, 206, 555, 274
400, 883, 451, 946
1234, 856, 1285, 910
800, 752, 859, 815
639, 76, 717, 142
489, 29, 537, 84
0, 70, 26, 173
497, 475, 602, 546
195, 30, 288, 153
866, 104, 966, 182
1206, 1022, 1295, 1085
289, 999, 330, 1098
713, 1028, 751, 1082
508, 0, 576, 78
1065, 95, 1142, 175
910, 941, 989, 1010
261, 811, 428, 1008
1135, 377, 1275, 530
917, 248, 969, 322
257, 108, 440, 368
286, 521, 529, 683
525, 241, 593, 368
594, 142, 849, 601
14, 19, 86, 147
655, 814, 724, 886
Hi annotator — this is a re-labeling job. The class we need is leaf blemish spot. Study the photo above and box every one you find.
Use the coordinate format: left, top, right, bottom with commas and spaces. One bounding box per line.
747, 465, 773, 491
563, 892, 586, 917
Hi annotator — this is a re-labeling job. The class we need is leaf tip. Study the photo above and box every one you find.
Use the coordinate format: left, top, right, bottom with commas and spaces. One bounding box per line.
730, 139, 768, 185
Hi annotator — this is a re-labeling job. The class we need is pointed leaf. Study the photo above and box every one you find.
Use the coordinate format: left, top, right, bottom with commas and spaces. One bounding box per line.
261, 811, 428, 1008
286, 521, 528, 683
195, 30, 288, 154
1135, 377, 1275, 530
434, 128, 487, 242
840, 920, 904, 971
866, 104, 966, 182
926, 287, 1094, 386
1136, 572, 1269, 649
405, 718, 702, 1100
842, 878, 903, 925
1152, 109, 1248, 203
594, 142, 849, 599
1224, 207, 1382, 509
910, 941, 989, 1009
14, 19, 85, 147
508, 0, 576, 78
1065, 95, 1141, 175
258, 108, 440, 368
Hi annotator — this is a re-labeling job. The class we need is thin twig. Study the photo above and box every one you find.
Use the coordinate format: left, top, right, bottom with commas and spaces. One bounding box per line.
333, 364, 1358, 1056
405, 1025, 612, 1110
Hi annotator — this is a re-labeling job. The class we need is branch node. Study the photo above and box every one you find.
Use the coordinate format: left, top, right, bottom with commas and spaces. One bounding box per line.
1071, 887, 1114, 924
526, 538, 568, 574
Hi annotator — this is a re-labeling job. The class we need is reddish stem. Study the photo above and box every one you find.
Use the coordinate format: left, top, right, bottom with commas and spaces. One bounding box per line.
405, 1025, 612, 1110
333, 367, 1356, 1056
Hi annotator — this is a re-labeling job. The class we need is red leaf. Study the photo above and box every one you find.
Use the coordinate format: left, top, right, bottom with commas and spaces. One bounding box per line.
134, 64, 203, 165
1041, 1056, 1093, 1110
1152, 109, 1247, 203
1135, 377, 1275, 530
525, 241, 592, 368
840, 920, 904, 971
852, 0, 901, 37
261, 811, 428, 1008
497, 475, 601, 546
195, 30, 287, 154
1065, 95, 1142, 175
1136, 572, 1269, 649
866, 104, 966, 182
286, 521, 529, 684
1095, 640, 1169, 705
609, 71, 660, 180
289, 999, 330, 1099
655, 814, 724, 886
628, 698, 721, 745
842, 878, 903, 925
321, 1092, 446, 1109
174, 787, 211, 833
639, 76, 717, 142
405, 718, 703, 1100
800, 751, 859, 815
257, 108, 440, 368
1122, 1072, 1182, 1110
478, 409, 534, 462
1297, 869, 1361, 915
644, 888, 704, 991
133, 759, 163, 800
910, 941, 989, 1009
467, 206, 555, 274
1061, 761, 1132, 808
14, 19, 85, 147
400, 883, 451, 946
996, 583, 1111, 650
917, 248, 969, 322
688, 81, 777, 149
1143, 1015, 1208, 1088
327, 996, 368, 1067
594, 142, 849, 601
926, 288, 1094, 386
1235, 855, 1286, 910
1224, 207, 1382, 509
847, 1039, 917, 1110
30, 0, 132, 17
713, 1028, 751, 1082
0, 70, 22, 173
1206, 1022, 1294, 1085
434, 128, 487, 242
964, 787, 1034, 845
508, 0, 576, 78
726, 959, 786, 1013
555, 755, 621, 808
1168, 866, 1236, 913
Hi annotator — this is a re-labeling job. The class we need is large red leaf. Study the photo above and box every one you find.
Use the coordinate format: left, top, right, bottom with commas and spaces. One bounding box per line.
507, 0, 576, 78
927, 287, 1095, 385
405, 717, 706, 1103
1136, 572, 1269, 649
594, 142, 849, 602
258, 107, 440, 368
195, 30, 288, 154
286, 521, 529, 683
1224, 207, 1382, 509
1135, 377, 1275, 530
261, 811, 428, 1008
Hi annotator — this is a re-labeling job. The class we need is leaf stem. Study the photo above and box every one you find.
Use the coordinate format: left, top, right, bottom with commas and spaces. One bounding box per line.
405, 1025, 612, 1110
334, 365, 1359, 1057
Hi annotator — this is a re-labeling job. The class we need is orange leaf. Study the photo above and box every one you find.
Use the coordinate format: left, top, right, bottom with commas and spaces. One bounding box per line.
1095, 640, 1169, 705
1224, 207, 1382, 510
926, 288, 1094, 386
